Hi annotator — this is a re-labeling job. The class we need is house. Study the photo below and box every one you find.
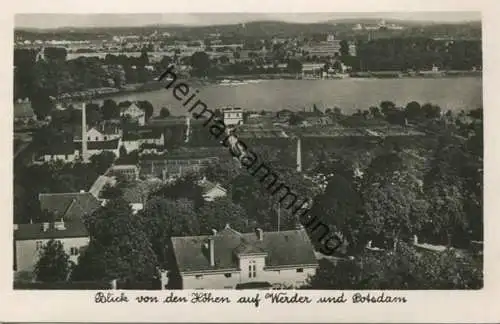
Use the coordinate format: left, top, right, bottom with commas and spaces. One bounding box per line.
14, 220, 90, 273
120, 102, 146, 126
77, 138, 122, 159
301, 116, 334, 127
122, 130, 165, 154
223, 107, 244, 126
198, 178, 227, 201
165, 225, 318, 289
84, 123, 121, 142
14, 192, 101, 273
14, 98, 36, 122
107, 165, 140, 182
40, 142, 79, 163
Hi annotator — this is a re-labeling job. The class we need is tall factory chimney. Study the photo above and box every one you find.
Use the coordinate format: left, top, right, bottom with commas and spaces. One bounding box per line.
185, 115, 191, 143
81, 102, 89, 163
296, 137, 302, 172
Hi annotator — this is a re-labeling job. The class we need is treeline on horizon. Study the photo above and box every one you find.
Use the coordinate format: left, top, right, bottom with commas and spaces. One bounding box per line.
14, 19, 481, 40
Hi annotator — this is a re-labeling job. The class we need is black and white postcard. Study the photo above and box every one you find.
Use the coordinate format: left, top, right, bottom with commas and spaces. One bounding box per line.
2, 0, 499, 322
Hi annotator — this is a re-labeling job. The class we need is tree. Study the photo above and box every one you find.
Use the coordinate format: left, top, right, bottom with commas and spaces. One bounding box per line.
44, 47, 67, 62
90, 151, 116, 175
85, 103, 102, 126
137, 100, 154, 121
30, 90, 54, 120
361, 151, 428, 250
198, 197, 249, 234
307, 243, 482, 290
160, 107, 171, 118
421, 103, 442, 119
369, 106, 382, 118
339, 40, 350, 57
153, 174, 205, 209
34, 239, 71, 282
423, 134, 469, 245
286, 59, 303, 74
405, 101, 422, 120
190, 51, 211, 77
72, 198, 158, 282
101, 99, 120, 120
288, 113, 305, 126
310, 173, 363, 251
142, 197, 199, 268
380, 101, 396, 116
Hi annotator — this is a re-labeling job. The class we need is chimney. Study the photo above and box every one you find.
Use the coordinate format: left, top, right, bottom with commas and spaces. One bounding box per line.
296, 137, 302, 172
211, 229, 217, 236
54, 220, 66, 230
41, 222, 50, 232
14, 224, 19, 231
255, 228, 263, 241
81, 102, 89, 163
208, 238, 215, 266
412, 235, 418, 245
366, 240, 372, 249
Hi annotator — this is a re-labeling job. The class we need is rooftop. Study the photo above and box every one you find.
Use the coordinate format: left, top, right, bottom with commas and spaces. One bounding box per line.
171, 225, 318, 274
14, 220, 89, 241
39, 192, 101, 222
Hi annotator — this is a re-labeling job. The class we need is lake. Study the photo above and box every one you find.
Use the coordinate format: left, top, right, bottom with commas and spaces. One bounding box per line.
98, 77, 482, 116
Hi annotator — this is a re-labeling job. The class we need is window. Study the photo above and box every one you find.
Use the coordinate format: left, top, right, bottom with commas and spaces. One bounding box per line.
70, 247, 79, 256
296, 268, 304, 273
248, 260, 257, 278
224, 273, 232, 278
95, 137, 98, 141
87, 136, 91, 140
35, 241, 43, 250
65, 154, 68, 160
195, 275, 203, 279
104, 136, 107, 140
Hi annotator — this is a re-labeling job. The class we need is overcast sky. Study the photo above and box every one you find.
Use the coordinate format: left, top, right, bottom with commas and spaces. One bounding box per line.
15, 12, 481, 29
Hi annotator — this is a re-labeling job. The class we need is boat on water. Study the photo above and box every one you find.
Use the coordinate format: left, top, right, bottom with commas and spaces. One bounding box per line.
330, 73, 350, 79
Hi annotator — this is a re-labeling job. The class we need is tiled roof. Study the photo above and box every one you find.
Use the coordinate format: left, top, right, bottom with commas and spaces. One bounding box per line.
198, 180, 226, 195
41, 142, 75, 155
39, 192, 101, 222
171, 226, 318, 273
14, 220, 88, 241
78, 138, 120, 150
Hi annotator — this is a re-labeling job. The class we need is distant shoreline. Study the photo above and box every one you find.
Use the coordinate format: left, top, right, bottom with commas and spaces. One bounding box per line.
60, 71, 482, 103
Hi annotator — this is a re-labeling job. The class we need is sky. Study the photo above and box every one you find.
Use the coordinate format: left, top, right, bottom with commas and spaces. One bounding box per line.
15, 12, 481, 29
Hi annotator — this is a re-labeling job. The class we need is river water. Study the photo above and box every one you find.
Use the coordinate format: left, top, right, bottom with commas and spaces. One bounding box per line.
96, 77, 482, 116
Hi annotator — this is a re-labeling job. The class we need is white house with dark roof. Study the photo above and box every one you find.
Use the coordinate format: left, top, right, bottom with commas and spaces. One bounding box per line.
120, 102, 146, 126
14, 192, 101, 273
76, 138, 122, 159
165, 224, 318, 289
40, 142, 79, 163
198, 178, 227, 202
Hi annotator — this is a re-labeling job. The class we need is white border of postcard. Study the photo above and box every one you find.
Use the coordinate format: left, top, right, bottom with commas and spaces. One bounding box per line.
1, 0, 500, 322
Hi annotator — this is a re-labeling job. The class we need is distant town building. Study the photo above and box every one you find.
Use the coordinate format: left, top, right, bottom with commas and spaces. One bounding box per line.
164, 225, 318, 289
302, 34, 342, 58
223, 107, 244, 126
